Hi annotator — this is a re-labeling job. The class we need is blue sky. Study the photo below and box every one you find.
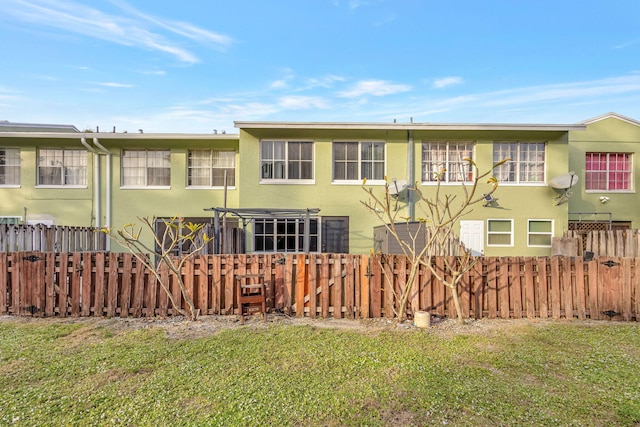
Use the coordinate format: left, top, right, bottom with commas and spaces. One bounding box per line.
1, 0, 640, 133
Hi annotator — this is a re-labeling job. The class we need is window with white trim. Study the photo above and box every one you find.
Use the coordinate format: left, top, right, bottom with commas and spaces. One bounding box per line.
0, 216, 21, 225
0, 148, 20, 186
487, 219, 513, 246
253, 218, 319, 253
121, 149, 170, 187
333, 141, 385, 182
493, 141, 545, 183
422, 141, 474, 183
261, 140, 313, 181
528, 219, 553, 247
38, 148, 87, 186
187, 150, 235, 187
585, 152, 632, 191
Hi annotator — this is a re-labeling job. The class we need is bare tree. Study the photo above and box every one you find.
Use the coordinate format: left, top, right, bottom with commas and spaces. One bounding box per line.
362, 158, 506, 324
102, 216, 211, 320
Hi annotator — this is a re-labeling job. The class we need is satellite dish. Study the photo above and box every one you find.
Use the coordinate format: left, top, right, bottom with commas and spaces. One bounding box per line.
389, 179, 408, 196
548, 172, 578, 190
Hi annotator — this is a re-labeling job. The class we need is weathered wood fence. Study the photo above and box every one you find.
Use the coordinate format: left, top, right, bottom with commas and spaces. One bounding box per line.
1, 252, 638, 321
0, 225, 107, 252
564, 229, 640, 258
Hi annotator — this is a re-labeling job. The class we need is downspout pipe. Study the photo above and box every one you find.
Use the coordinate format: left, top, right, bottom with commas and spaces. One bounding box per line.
93, 137, 112, 251
80, 137, 100, 230
407, 130, 415, 221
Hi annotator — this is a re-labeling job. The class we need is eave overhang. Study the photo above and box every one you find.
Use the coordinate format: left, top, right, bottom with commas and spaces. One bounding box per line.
234, 121, 586, 132
0, 132, 239, 140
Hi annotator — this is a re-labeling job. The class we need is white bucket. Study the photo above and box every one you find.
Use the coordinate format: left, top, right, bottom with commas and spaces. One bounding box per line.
414, 311, 431, 328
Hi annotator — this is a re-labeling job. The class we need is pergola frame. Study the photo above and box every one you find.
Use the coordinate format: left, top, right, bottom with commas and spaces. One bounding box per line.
204, 207, 321, 254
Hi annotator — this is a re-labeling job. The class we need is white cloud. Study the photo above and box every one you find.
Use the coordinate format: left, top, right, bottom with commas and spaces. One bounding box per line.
480, 75, 640, 107
304, 74, 346, 89
613, 39, 640, 50
271, 80, 289, 89
97, 82, 135, 88
140, 70, 166, 76
432, 76, 464, 89
279, 96, 329, 109
3, 0, 233, 63
337, 79, 412, 98
375, 75, 640, 124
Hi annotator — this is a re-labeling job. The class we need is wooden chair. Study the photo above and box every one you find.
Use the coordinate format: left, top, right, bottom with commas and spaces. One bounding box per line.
235, 274, 266, 323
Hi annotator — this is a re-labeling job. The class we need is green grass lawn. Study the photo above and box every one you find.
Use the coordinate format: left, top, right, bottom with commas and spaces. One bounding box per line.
1, 317, 640, 426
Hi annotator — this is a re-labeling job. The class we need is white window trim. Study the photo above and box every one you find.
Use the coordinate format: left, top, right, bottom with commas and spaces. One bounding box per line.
259, 140, 315, 184
0, 147, 21, 187
421, 140, 475, 185
0, 216, 22, 225
120, 185, 172, 190
527, 219, 554, 248
186, 150, 236, 188
486, 218, 514, 247
120, 149, 171, 188
37, 148, 88, 187
332, 180, 387, 186
585, 152, 634, 193
36, 184, 88, 189
331, 140, 386, 184
186, 185, 237, 190
494, 141, 547, 185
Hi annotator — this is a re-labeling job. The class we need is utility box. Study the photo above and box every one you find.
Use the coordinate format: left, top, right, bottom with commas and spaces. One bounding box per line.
373, 222, 427, 254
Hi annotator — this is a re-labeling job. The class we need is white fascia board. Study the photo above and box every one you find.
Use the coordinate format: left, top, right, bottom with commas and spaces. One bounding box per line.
234, 121, 586, 132
0, 132, 239, 140
581, 112, 640, 127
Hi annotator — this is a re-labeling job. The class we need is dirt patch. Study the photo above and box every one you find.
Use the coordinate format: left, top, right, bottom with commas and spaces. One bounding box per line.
0, 313, 594, 340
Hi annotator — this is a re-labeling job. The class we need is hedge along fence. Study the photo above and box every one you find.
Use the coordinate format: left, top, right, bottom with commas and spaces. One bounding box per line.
1, 252, 638, 321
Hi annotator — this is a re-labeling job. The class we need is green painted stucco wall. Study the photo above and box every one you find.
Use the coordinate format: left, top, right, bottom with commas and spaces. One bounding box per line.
568, 116, 640, 228
0, 134, 239, 252
1, 123, 584, 256
239, 128, 571, 256
0, 138, 94, 226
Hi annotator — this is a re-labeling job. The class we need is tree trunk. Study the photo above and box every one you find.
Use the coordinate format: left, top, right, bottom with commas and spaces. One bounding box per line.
450, 284, 464, 324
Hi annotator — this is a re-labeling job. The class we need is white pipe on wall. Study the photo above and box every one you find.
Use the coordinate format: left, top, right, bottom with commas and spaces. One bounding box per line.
80, 137, 100, 228
93, 137, 111, 250
407, 130, 415, 221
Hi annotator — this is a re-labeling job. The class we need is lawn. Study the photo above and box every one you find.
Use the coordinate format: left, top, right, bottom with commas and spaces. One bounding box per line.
1, 316, 640, 426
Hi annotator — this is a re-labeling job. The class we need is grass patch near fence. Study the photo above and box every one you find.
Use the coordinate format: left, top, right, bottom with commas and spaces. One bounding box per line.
1, 317, 640, 426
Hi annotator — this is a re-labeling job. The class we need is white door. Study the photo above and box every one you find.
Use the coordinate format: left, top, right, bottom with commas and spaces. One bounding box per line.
460, 220, 484, 256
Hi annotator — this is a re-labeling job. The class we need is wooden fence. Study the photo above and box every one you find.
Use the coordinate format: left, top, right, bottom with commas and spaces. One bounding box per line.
564, 229, 640, 258
1, 252, 638, 321
0, 225, 107, 252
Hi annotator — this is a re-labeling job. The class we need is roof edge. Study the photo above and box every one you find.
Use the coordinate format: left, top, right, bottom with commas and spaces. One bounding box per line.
0, 132, 239, 140
580, 112, 640, 127
234, 121, 585, 131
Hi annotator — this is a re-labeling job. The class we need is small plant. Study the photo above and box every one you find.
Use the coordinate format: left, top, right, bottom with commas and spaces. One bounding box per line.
102, 216, 211, 320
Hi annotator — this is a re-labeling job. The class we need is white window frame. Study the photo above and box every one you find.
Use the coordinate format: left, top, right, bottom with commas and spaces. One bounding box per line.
585, 152, 633, 193
0, 147, 20, 187
493, 141, 546, 185
260, 140, 314, 184
187, 150, 236, 188
332, 141, 386, 184
0, 216, 21, 225
252, 217, 320, 253
421, 141, 475, 184
37, 148, 87, 187
527, 219, 554, 248
486, 219, 514, 247
121, 149, 171, 189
